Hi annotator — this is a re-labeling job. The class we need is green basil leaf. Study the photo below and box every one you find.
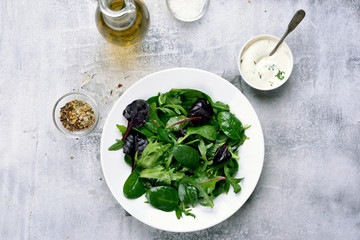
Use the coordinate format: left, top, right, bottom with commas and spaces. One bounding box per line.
146, 186, 179, 212
217, 111, 244, 140
173, 144, 200, 169
116, 124, 127, 136
108, 139, 124, 151
123, 168, 145, 199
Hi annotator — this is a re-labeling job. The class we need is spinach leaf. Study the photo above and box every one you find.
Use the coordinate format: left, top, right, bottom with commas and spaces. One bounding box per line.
146, 186, 179, 212
108, 139, 124, 151
178, 183, 198, 207
173, 144, 200, 169
139, 166, 184, 183
123, 168, 145, 199
178, 125, 217, 143
166, 115, 189, 131
136, 141, 170, 168
217, 111, 244, 140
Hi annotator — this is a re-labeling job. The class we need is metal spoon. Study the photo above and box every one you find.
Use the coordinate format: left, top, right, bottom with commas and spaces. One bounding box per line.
269, 9, 306, 56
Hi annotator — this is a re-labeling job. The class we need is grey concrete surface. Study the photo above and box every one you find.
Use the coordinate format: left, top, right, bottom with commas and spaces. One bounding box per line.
1, 0, 359, 239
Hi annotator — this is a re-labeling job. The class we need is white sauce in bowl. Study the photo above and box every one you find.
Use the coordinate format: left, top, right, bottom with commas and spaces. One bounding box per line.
239, 35, 293, 90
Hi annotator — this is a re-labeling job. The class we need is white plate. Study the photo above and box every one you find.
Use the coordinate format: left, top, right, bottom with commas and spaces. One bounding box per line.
100, 68, 264, 232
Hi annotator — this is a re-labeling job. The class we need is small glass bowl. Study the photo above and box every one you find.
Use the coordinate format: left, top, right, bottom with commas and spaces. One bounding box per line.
166, 0, 210, 22
53, 92, 100, 138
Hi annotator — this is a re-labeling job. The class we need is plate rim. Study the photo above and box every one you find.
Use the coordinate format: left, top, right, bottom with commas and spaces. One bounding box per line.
100, 67, 265, 232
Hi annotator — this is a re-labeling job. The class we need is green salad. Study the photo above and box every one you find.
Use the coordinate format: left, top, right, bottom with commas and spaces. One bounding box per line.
109, 89, 250, 219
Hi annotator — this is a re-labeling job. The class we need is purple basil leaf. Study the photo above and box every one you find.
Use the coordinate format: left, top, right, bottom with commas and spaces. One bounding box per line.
187, 98, 214, 123
122, 100, 150, 140
212, 142, 232, 165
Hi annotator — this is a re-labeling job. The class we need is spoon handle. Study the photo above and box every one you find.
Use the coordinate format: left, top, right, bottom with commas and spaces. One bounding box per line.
269, 9, 306, 56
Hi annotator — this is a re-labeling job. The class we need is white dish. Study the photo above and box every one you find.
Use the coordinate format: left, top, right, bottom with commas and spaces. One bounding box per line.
238, 34, 293, 91
100, 68, 264, 232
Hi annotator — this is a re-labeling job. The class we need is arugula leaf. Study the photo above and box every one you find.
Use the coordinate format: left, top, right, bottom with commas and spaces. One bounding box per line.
224, 160, 243, 193
181, 177, 214, 208
176, 202, 196, 219
163, 104, 187, 115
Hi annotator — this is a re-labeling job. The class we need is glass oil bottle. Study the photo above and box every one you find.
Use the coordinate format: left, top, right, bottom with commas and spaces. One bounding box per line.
96, 0, 150, 47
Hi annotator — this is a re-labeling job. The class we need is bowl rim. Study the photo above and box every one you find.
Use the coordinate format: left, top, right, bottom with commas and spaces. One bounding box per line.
52, 92, 100, 138
237, 34, 294, 91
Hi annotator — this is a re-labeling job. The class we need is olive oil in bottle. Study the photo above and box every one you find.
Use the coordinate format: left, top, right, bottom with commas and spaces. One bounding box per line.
96, 0, 150, 47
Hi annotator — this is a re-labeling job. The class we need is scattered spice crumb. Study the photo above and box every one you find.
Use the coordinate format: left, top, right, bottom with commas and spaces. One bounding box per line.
101, 99, 105, 103
70, 156, 74, 160
118, 83, 123, 88
91, 73, 96, 79
111, 100, 113, 103
99, 178, 103, 181
76, 138, 79, 140
124, 76, 130, 79
248, 0, 251, 3
110, 90, 113, 95
265, 10, 267, 12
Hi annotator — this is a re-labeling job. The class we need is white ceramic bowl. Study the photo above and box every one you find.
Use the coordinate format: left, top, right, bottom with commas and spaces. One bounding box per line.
238, 34, 293, 91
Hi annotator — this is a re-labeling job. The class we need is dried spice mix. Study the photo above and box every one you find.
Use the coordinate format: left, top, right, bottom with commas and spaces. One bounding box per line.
60, 100, 95, 131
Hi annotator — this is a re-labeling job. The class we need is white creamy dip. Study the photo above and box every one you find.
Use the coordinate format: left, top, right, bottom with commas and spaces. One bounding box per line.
240, 36, 293, 89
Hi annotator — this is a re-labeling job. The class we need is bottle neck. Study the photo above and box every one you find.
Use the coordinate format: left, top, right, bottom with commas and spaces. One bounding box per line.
99, 0, 137, 31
